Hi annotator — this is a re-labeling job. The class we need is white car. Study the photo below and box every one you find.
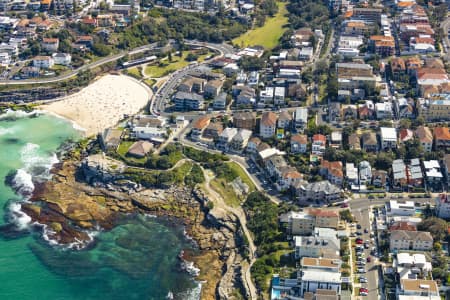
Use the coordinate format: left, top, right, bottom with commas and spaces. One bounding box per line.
357, 268, 365, 273
360, 277, 368, 283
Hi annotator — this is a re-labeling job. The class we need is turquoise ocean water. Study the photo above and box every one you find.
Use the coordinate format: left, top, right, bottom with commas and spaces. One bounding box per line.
0, 111, 199, 300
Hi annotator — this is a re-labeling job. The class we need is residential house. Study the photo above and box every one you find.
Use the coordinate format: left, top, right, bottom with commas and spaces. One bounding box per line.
346, 163, 359, 186
392, 159, 408, 189
277, 167, 303, 191
190, 116, 210, 141
396, 98, 415, 119
358, 101, 375, 120
330, 131, 342, 149
75, 35, 94, 47
299, 47, 314, 61
341, 105, 358, 120
344, 21, 370, 35
213, 92, 227, 110
216, 127, 238, 150
328, 102, 341, 123
233, 112, 256, 130
265, 155, 288, 178
100, 128, 122, 150
372, 169, 388, 188
348, 133, 361, 150
391, 57, 406, 81
32, 56, 54, 69
390, 230, 433, 251
419, 97, 450, 122
361, 132, 378, 152
434, 127, 450, 149
394, 253, 432, 280
397, 279, 439, 300
386, 200, 416, 216
299, 257, 342, 297
52, 53, 71, 66
247, 137, 261, 154
399, 129, 414, 143
312, 134, 326, 156
235, 86, 256, 106
293, 235, 340, 259
307, 209, 340, 229
21, 66, 40, 78
204, 80, 223, 98
296, 180, 342, 205
248, 71, 259, 86
274, 87, 286, 105
230, 129, 252, 152
435, 193, 450, 219
380, 127, 397, 150
278, 110, 292, 129
260, 112, 277, 138
320, 160, 343, 186
415, 126, 433, 152
408, 158, 423, 187
177, 76, 206, 93
202, 122, 223, 140
423, 160, 443, 184
375, 102, 393, 120
127, 141, 153, 158
295, 107, 308, 131
291, 134, 308, 154
41, 37, 59, 52
359, 161, 372, 185
259, 87, 274, 105
370, 35, 395, 57
173, 91, 204, 111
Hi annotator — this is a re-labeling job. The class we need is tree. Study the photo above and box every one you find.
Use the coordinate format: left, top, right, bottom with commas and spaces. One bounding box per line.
418, 217, 448, 241
339, 210, 354, 223
239, 56, 265, 71
374, 153, 393, 170
92, 43, 112, 56
434, 242, 442, 252
404, 139, 424, 160
167, 51, 172, 62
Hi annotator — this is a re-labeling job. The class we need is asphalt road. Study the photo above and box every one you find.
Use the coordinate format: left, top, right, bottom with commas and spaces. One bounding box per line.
352, 207, 379, 300
0, 40, 234, 85
441, 17, 450, 60
350, 197, 433, 210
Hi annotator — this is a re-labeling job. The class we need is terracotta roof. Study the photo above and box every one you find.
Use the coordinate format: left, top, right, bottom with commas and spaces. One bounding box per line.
321, 160, 343, 178
43, 38, 58, 43
127, 141, 153, 157
347, 21, 366, 28
370, 35, 394, 41
434, 127, 450, 141
283, 170, 302, 179
399, 129, 413, 142
291, 134, 307, 144
279, 110, 293, 121
397, 1, 414, 7
391, 57, 406, 71
390, 221, 417, 231
192, 116, 210, 130
261, 112, 277, 127
415, 126, 433, 143
308, 208, 339, 217
313, 134, 326, 143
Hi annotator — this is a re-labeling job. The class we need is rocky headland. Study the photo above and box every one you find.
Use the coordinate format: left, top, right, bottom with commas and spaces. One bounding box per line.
18, 155, 248, 300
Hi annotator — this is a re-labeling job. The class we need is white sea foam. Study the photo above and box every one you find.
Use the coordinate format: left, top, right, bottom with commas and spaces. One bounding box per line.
0, 109, 42, 121
0, 126, 15, 135
12, 169, 35, 196
42, 110, 86, 133
176, 282, 202, 300
8, 202, 32, 230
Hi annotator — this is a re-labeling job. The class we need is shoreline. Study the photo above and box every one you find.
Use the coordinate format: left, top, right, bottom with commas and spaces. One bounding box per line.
39, 74, 153, 137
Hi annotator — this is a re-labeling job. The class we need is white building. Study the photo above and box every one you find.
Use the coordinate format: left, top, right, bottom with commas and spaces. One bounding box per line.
300, 270, 341, 297
52, 53, 71, 66
274, 87, 286, 105
386, 200, 415, 216
260, 87, 274, 104
0, 52, 10, 66
32, 56, 54, 69
436, 194, 450, 220
375, 102, 393, 119
346, 163, 358, 186
380, 127, 397, 149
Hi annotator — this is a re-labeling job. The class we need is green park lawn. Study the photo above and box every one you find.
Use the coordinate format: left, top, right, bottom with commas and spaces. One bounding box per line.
232, 2, 289, 49
144, 51, 212, 78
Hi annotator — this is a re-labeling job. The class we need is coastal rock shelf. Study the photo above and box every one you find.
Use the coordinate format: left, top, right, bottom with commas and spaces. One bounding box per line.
20, 160, 246, 300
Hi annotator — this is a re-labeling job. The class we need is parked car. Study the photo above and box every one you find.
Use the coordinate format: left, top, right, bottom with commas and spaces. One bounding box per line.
356, 238, 363, 244
364, 228, 369, 233
360, 277, 368, 283
360, 288, 368, 296
357, 224, 362, 229
367, 257, 371, 263
357, 268, 365, 273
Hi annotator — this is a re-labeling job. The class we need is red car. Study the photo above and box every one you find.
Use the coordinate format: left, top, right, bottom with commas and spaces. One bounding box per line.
359, 288, 368, 296
356, 238, 363, 244
341, 202, 349, 208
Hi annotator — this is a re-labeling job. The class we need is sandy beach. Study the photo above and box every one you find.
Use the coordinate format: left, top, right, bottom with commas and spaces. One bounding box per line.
41, 74, 152, 136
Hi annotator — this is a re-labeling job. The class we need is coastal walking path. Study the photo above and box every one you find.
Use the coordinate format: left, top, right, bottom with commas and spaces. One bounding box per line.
200, 167, 258, 300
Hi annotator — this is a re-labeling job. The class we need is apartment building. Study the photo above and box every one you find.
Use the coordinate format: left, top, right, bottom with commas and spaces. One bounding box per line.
390, 230, 433, 251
